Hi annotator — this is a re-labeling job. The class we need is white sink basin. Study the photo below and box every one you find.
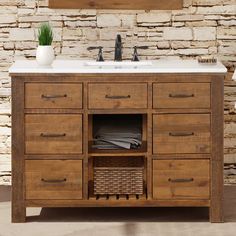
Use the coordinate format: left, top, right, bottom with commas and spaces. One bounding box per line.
84, 61, 153, 69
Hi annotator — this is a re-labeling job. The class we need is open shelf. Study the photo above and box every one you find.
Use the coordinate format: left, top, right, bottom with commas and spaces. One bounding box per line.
88, 141, 147, 156
88, 114, 147, 154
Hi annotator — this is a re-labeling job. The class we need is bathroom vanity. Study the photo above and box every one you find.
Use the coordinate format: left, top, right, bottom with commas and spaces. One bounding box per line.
9, 59, 227, 222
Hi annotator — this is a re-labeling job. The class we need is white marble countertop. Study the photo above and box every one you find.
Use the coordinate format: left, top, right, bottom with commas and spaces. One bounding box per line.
9, 59, 227, 74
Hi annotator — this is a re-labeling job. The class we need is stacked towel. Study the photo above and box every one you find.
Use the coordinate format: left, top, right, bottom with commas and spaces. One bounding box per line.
93, 116, 142, 150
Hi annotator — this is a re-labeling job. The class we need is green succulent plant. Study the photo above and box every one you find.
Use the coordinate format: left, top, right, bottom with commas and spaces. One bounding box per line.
38, 23, 53, 46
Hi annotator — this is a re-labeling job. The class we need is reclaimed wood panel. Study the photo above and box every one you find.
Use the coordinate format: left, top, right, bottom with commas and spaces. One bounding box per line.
88, 83, 148, 109
49, 0, 183, 10
210, 75, 224, 223
11, 77, 26, 222
153, 114, 211, 154
153, 160, 210, 199
153, 83, 211, 109
25, 83, 83, 109
25, 160, 83, 199
25, 114, 83, 154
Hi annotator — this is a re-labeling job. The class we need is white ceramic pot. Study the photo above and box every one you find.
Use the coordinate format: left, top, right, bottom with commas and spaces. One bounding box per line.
36, 45, 54, 67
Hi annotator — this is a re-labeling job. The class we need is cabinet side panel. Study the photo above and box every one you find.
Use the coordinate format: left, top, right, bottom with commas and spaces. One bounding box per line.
12, 77, 26, 222
210, 76, 224, 223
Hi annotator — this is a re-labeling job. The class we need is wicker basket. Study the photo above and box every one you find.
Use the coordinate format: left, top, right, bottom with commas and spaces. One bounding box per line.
94, 157, 144, 195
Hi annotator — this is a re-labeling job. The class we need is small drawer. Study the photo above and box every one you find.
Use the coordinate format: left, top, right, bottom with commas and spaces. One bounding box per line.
88, 83, 148, 109
153, 114, 211, 154
153, 83, 210, 109
25, 160, 83, 200
153, 160, 210, 199
25, 114, 82, 154
25, 83, 83, 109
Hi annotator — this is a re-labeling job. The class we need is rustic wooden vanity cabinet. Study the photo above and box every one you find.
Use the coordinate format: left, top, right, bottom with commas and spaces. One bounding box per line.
10, 61, 225, 223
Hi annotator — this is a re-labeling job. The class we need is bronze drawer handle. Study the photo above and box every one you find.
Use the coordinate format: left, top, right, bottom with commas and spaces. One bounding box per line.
105, 95, 131, 99
168, 178, 194, 183
40, 133, 66, 138
41, 178, 67, 183
169, 94, 194, 98
169, 132, 194, 137
41, 94, 67, 99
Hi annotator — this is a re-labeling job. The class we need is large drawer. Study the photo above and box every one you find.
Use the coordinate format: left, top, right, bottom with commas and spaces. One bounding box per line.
153, 114, 211, 154
153, 83, 210, 109
25, 114, 82, 154
25, 83, 83, 109
153, 160, 210, 199
25, 160, 83, 200
88, 83, 148, 109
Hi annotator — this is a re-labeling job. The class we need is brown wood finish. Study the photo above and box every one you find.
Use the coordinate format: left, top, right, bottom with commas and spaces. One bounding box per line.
153, 114, 211, 154
25, 114, 83, 154
10, 73, 225, 223
153, 83, 210, 109
88, 83, 148, 109
49, 0, 183, 10
25, 160, 83, 199
25, 83, 83, 109
210, 76, 224, 223
153, 160, 210, 199
26, 199, 210, 207
12, 77, 26, 223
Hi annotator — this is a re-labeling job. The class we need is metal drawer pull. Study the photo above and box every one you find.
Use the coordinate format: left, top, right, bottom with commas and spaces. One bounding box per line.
169, 132, 194, 137
169, 94, 194, 98
40, 133, 66, 138
168, 178, 194, 183
105, 95, 131, 99
41, 94, 67, 99
41, 178, 67, 183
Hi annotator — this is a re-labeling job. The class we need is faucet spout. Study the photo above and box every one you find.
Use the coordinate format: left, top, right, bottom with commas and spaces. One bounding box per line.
114, 34, 122, 61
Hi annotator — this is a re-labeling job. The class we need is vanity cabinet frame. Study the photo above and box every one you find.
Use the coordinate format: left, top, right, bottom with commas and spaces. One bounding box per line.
11, 73, 224, 223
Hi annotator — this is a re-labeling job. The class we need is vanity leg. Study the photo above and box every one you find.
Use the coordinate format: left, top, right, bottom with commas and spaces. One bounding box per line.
12, 203, 26, 223
12, 77, 26, 223
210, 77, 224, 223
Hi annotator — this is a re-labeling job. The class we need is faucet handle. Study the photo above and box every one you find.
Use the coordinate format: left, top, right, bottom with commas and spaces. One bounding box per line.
135, 46, 149, 50
132, 46, 149, 61
87, 46, 104, 62
97, 46, 104, 62
132, 46, 139, 61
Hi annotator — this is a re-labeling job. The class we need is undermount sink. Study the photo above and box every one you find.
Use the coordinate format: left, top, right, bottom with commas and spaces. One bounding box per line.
84, 61, 153, 69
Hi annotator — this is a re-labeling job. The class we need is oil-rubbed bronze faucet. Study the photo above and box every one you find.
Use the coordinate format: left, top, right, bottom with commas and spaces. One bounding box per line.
114, 34, 122, 61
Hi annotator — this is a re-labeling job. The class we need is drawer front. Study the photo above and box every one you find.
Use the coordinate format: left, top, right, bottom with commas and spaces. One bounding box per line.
153, 114, 211, 154
25, 114, 82, 154
153, 160, 210, 199
25, 160, 83, 199
88, 83, 148, 109
153, 83, 210, 109
25, 83, 83, 109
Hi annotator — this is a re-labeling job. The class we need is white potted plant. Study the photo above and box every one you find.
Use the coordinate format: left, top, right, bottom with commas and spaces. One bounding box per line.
36, 23, 54, 67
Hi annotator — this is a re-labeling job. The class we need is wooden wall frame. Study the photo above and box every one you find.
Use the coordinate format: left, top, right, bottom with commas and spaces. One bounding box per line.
49, 0, 183, 10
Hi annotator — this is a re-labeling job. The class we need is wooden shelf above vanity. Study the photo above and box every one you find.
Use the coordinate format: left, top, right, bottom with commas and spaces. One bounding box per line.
49, 0, 183, 10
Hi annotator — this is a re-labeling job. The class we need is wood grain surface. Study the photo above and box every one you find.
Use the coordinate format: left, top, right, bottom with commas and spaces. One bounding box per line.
49, 0, 183, 10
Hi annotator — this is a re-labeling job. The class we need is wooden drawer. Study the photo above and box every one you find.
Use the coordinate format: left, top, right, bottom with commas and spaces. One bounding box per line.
153, 160, 210, 199
153, 83, 210, 109
88, 83, 148, 109
25, 114, 82, 154
25, 160, 83, 200
25, 83, 83, 109
153, 114, 211, 154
